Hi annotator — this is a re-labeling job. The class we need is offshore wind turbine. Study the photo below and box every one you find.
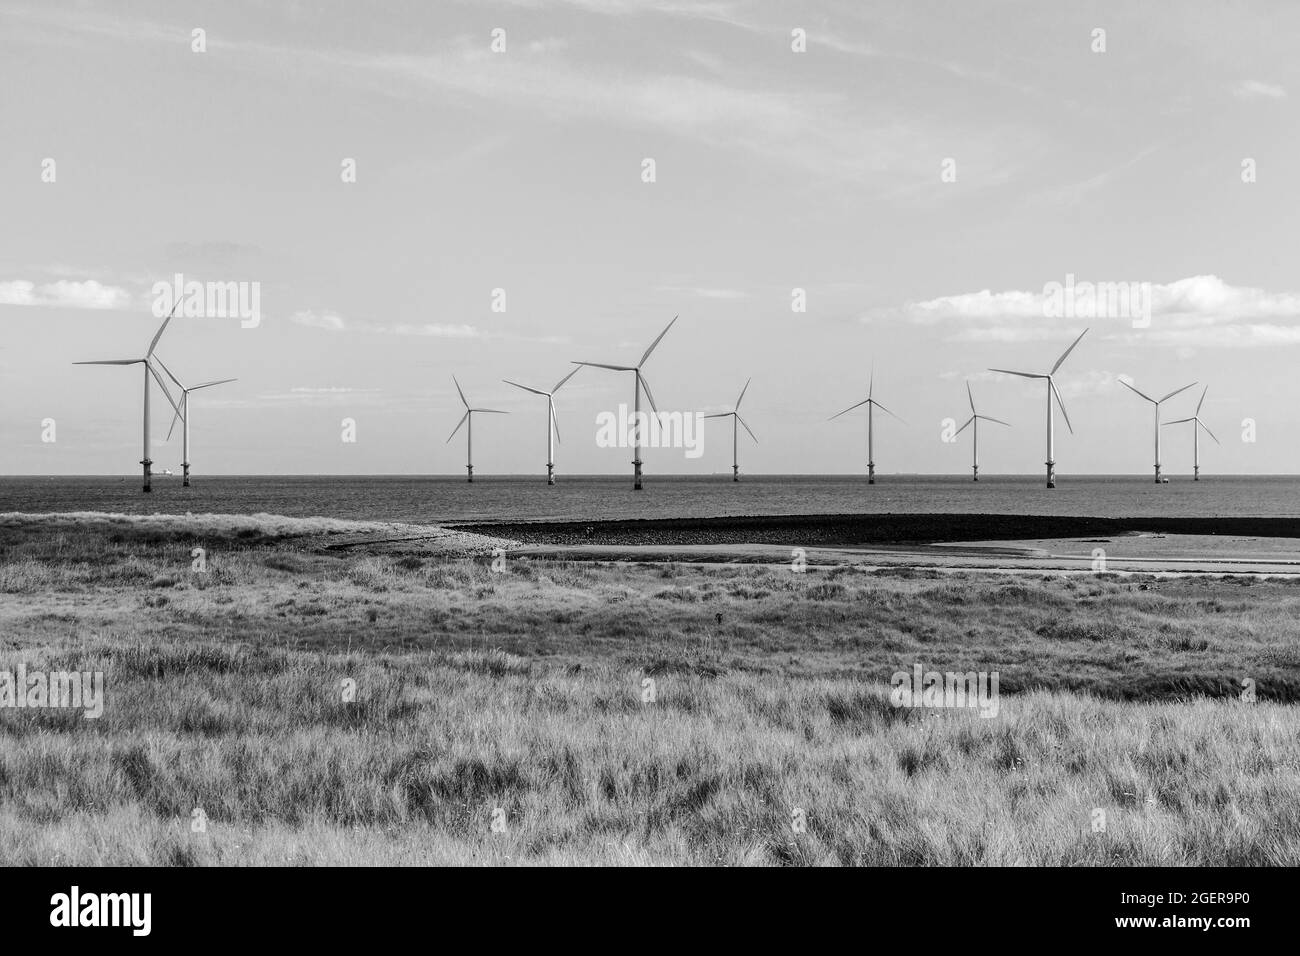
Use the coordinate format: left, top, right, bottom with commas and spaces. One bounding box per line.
829, 369, 906, 484
1118, 378, 1197, 483
573, 315, 677, 490
703, 378, 757, 481
73, 304, 183, 493
954, 381, 1011, 482
155, 358, 237, 487
1162, 386, 1219, 481
989, 328, 1088, 489
446, 376, 507, 483
503, 367, 580, 485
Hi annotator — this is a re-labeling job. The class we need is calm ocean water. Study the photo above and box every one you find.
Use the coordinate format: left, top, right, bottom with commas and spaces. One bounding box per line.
1, 475, 1297, 524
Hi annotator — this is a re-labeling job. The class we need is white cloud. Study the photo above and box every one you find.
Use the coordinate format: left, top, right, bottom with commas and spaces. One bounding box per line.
908, 288, 1046, 323
884, 275, 1300, 348
0, 278, 133, 310
0, 281, 36, 306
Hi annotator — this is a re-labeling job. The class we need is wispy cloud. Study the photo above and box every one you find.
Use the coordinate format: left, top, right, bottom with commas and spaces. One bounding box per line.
209, 387, 390, 410
656, 285, 749, 301
290, 310, 481, 338
290, 310, 347, 331
1059, 370, 1128, 399
388, 323, 481, 338
1035, 145, 1164, 207
7, 6, 1027, 191
290, 386, 379, 394
488, 0, 747, 25
1235, 79, 1286, 100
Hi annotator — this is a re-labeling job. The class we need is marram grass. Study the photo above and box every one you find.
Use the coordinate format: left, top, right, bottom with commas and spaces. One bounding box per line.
1, 513, 1297, 865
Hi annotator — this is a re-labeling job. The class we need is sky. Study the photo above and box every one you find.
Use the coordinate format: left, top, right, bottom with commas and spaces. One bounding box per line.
2, 0, 1298, 477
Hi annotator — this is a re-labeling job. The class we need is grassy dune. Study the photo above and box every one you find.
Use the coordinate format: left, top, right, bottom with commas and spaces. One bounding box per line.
1, 513, 1298, 865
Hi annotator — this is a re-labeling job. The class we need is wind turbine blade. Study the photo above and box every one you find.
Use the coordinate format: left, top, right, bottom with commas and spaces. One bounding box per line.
828, 398, 870, 421
1051, 379, 1073, 434
166, 395, 185, 442
869, 364, 874, 400
735, 377, 751, 411
147, 363, 183, 416
74, 359, 142, 365
1050, 328, 1088, 374
702, 412, 732, 419
1118, 379, 1154, 404
552, 366, 581, 393
1163, 417, 1195, 425
966, 381, 975, 414
503, 379, 548, 397
550, 404, 562, 445
1196, 385, 1208, 415
445, 411, 469, 443
638, 373, 660, 416
452, 376, 469, 408
988, 368, 1045, 379
574, 362, 634, 371
872, 400, 906, 425
736, 413, 757, 443
637, 315, 678, 368
154, 356, 186, 391
471, 408, 509, 415
190, 378, 237, 390
1199, 420, 1221, 445
166, 410, 181, 442
146, 305, 180, 358
978, 415, 1012, 427
953, 415, 974, 437
1158, 382, 1197, 404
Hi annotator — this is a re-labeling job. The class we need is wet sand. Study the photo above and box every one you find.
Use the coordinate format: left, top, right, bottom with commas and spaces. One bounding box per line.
459, 513, 1300, 576
455, 512, 1300, 548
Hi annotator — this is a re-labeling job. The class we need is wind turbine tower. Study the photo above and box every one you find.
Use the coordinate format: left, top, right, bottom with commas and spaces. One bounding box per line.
446, 376, 508, 483
703, 378, 757, 481
955, 381, 1011, 481
503, 367, 580, 485
73, 305, 183, 493
156, 358, 236, 487
1119, 378, 1197, 483
989, 329, 1088, 488
1162, 386, 1219, 481
573, 315, 677, 490
829, 369, 905, 484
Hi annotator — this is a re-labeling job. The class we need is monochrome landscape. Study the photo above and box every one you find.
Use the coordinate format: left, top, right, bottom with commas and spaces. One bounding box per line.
2, 1, 1298, 873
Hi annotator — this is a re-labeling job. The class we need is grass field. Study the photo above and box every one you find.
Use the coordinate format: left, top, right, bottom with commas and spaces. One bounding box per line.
1, 512, 1298, 865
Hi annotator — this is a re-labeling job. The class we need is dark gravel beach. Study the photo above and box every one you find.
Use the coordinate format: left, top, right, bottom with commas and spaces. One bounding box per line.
452, 512, 1300, 547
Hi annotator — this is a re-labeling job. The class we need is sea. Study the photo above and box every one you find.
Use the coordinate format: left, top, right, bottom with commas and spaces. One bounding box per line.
1, 475, 1296, 524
